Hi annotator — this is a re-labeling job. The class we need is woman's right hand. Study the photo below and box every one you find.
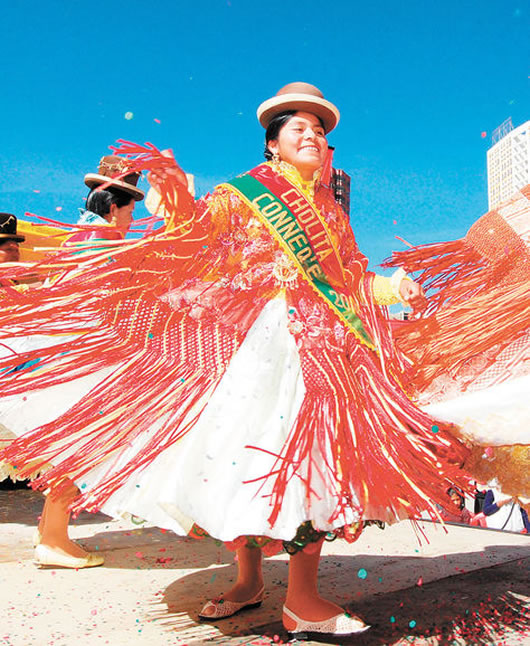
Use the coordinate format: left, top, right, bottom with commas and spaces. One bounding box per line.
147, 149, 189, 192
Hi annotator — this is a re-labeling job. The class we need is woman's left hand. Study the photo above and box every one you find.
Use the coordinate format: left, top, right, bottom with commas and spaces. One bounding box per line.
399, 279, 427, 312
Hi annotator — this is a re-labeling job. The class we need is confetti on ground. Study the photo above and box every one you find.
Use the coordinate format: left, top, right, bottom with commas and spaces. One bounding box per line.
1, 489, 528, 645
357, 568, 368, 579
154, 118, 161, 124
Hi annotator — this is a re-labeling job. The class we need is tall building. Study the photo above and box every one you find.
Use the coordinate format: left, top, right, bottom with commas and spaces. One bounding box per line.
331, 169, 351, 216
487, 118, 530, 210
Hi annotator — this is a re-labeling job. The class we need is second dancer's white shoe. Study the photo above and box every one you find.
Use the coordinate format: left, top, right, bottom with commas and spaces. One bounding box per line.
34, 544, 104, 569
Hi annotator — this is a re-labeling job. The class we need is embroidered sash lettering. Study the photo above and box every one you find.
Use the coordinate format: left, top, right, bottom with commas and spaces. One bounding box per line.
221, 166, 374, 348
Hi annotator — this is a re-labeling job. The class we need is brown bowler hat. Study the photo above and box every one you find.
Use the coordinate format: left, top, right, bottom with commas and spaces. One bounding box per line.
257, 82, 340, 133
84, 155, 145, 201
0, 213, 25, 242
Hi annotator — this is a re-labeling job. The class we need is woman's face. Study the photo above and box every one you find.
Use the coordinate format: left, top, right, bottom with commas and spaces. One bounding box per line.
108, 200, 135, 235
450, 492, 462, 509
267, 111, 328, 180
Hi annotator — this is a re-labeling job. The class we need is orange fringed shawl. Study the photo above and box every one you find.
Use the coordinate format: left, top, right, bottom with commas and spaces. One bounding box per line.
0, 143, 469, 529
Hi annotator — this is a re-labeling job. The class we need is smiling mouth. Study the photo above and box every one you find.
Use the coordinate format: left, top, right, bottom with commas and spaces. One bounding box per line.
300, 146, 319, 152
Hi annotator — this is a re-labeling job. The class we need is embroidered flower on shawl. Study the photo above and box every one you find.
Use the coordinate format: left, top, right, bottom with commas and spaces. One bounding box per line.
272, 251, 298, 285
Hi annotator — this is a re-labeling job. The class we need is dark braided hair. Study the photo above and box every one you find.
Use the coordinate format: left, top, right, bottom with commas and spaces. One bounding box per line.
85, 187, 133, 218
264, 111, 296, 160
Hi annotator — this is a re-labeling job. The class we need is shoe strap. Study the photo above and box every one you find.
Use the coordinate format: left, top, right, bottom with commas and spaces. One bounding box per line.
282, 605, 300, 623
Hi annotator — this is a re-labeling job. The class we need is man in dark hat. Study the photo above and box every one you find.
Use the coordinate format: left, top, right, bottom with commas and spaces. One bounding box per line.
0, 213, 25, 263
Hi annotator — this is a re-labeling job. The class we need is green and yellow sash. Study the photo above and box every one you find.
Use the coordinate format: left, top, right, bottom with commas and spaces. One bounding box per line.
221, 164, 374, 349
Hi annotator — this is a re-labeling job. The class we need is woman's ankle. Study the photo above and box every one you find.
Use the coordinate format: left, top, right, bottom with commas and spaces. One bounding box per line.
222, 578, 264, 601
284, 595, 343, 622
39, 537, 87, 556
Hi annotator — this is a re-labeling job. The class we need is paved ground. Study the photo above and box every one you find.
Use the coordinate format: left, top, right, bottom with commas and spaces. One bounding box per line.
0, 487, 529, 646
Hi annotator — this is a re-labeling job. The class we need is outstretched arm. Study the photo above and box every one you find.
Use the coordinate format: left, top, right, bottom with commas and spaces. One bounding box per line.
332, 199, 426, 310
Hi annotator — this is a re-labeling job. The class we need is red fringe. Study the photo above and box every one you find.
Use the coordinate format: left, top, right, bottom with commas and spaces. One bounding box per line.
243, 279, 470, 527
383, 239, 495, 314
383, 206, 530, 392
111, 140, 195, 233
0, 142, 471, 527
0, 144, 217, 511
249, 341, 469, 528
3, 301, 243, 512
393, 280, 530, 391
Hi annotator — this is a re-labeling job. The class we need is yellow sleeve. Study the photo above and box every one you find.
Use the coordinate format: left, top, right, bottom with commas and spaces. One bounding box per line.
372, 268, 410, 305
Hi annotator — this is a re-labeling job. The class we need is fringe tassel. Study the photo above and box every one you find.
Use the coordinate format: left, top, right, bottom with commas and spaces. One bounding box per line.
404, 281, 529, 390
0, 139, 246, 513
3, 305, 243, 513
383, 239, 495, 314
249, 342, 469, 529
384, 238, 530, 392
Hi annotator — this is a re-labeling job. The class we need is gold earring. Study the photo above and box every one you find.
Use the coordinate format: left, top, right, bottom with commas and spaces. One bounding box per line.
272, 152, 280, 165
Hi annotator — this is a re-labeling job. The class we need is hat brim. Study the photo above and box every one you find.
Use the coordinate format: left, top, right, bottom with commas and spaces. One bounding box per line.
84, 174, 145, 201
0, 234, 25, 243
257, 93, 340, 134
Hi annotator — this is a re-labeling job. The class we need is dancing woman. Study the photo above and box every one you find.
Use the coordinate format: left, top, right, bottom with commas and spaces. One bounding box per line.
1, 83, 469, 639
1, 156, 144, 568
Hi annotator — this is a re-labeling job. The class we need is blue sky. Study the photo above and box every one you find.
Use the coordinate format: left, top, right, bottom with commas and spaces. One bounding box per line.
1, 0, 528, 268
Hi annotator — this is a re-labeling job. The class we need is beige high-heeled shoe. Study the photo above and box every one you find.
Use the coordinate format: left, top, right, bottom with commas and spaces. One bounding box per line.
34, 544, 104, 569
198, 586, 264, 620
282, 605, 370, 639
